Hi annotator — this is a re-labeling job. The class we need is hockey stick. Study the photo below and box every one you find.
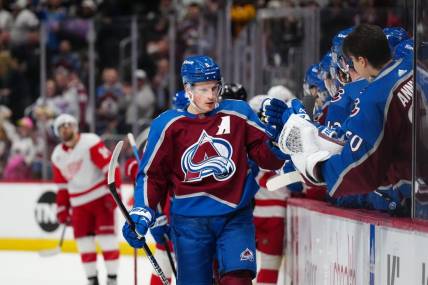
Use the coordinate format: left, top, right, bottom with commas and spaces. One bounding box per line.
128, 133, 177, 278
38, 223, 67, 257
108, 141, 170, 285
135, 127, 150, 150
266, 171, 302, 192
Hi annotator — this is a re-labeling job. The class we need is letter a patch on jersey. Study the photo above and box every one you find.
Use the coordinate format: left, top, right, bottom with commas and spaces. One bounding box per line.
181, 130, 236, 182
216, 116, 231, 135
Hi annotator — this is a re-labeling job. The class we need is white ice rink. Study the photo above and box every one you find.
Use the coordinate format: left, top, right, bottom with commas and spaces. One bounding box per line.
0, 251, 155, 285
1, 250, 285, 284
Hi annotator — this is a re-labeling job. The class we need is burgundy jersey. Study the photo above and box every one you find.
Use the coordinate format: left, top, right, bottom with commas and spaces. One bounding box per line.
135, 100, 284, 216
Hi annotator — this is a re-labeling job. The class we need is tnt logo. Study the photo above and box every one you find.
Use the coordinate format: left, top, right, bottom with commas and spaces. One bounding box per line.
35, 191, 59, 232
181, 130, 236, 182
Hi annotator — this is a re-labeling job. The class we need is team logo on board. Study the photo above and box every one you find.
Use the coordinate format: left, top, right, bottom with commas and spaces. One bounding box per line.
181, 130, 236, 182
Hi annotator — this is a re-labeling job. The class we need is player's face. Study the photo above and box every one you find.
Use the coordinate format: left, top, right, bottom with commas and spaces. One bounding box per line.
58, 123, 77, 143
350, 56, 369, 80
187, 81, 221, 114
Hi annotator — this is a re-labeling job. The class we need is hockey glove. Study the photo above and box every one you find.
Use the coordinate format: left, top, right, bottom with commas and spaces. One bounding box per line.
261, 98, 287, 126
150, 214, 171, 244
56, 189, 71, 224
56, 207, 71, 224
281, 99, 311, 125
122, 206, 155, 248
278, 114, 343, 185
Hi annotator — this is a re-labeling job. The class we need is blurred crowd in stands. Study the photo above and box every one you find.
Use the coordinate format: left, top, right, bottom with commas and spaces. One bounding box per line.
0, 0, 410, 179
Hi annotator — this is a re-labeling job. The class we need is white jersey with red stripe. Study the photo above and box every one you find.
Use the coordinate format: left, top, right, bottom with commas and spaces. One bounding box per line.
253, 170, 289, 218
51, 133, 112, 207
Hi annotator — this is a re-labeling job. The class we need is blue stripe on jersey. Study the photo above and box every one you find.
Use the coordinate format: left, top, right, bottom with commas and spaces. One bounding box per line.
322, 58, 412, 196
135, 109, 184, 208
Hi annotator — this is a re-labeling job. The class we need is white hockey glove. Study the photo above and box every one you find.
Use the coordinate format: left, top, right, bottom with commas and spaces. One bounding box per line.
277, 114, 344, 185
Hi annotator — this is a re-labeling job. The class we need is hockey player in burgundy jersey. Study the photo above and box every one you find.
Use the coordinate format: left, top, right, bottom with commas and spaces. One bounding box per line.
51, 114, 121, 285
270, 24, 412, 198
122, 55, 284, 285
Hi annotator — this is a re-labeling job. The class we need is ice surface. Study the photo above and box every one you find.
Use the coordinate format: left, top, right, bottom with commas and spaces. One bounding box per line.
0, 251, 153, 285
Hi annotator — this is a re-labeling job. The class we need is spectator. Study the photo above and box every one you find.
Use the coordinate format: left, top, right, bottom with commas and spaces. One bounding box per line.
9, 0, 39, 48
126, 69, 155, 130
96, 67, 127, 134
152, 57, 170, 110
51, 40, 81, 73
0, 0, 12, 34
0, 105, 11, 176
32, 78, 61, 122
3, 116, 36, 180
53, 66, 80, 119
96, 67, 124, 99
39, 0, 67, 52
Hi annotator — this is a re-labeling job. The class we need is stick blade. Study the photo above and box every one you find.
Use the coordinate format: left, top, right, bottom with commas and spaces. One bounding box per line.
266, 171, 302, 191
136, 127, 150, 149
108, 140, 124, 185
127, 133, 137, 148
38, 247, 61, 257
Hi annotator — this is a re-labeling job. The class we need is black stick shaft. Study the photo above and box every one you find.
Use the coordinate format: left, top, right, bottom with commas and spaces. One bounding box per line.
107, 182, 170, 285
163, 235, 177, 277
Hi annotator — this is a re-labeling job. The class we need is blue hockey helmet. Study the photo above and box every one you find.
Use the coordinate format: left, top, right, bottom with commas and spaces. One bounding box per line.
181, 55, 222, 85
304, 64, 326, 93
393, 38, 413, 59
331, 27, 353, 65
383, 27, 409, 51
319, 52, 335, 81
331, 27, 354, 85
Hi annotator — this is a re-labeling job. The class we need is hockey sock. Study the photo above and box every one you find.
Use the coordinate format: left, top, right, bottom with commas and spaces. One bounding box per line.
76, 236, 98, 278
97, 234, 120, 277
256, 252, 282, 284
219, 270, 253, 285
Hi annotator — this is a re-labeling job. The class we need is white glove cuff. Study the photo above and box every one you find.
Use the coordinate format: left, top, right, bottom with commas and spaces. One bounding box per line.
291, 150, 331, 186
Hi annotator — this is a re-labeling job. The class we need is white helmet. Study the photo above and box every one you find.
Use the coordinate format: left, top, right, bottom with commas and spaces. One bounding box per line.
248, 94, 267, 113
267, 85, 295, 102
53, 114, 78, 136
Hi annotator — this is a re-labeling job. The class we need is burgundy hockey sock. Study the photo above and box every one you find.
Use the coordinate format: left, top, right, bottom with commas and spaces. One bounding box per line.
219, 270, 253, 285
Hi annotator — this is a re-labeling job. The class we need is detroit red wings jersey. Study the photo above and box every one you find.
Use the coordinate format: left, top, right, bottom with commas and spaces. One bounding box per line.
254, 170, 289, 218
51, 133, 112, 207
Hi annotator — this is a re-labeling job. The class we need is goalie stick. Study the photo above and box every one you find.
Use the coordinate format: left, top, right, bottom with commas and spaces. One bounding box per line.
108, 140, 170, 285
127, 133, 177, 278
38, 223, 67, 257
266, 171, 302, 192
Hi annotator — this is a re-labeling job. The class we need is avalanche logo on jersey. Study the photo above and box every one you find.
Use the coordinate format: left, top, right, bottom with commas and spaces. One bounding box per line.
181, 130, 236, 182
